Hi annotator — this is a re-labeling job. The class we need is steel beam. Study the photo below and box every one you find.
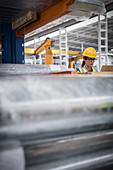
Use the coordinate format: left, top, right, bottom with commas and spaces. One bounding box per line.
16, 0, 74, 37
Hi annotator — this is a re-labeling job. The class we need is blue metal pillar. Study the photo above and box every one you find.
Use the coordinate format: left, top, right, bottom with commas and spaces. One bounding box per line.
16, 36, 24, 64
1, 23, 24, 64
1, 24, 12, 63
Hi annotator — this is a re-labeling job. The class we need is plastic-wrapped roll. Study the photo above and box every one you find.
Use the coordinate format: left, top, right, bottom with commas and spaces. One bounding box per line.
0, 64, 113, 170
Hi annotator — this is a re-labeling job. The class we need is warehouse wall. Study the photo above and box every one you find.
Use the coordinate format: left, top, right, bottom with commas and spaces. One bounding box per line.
1, 24, 24, 64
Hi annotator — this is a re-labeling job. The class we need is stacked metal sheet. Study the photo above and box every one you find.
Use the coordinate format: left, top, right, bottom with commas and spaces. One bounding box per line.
0, 64, 113, 170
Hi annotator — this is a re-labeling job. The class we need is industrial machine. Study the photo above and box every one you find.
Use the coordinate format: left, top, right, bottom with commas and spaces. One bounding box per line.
34, 38, 53, 65
68, 54, 83, 68
25, 38, 83, 68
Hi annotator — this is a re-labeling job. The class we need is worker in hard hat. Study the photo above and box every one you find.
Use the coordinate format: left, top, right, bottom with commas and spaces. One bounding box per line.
76, 47, 98, 73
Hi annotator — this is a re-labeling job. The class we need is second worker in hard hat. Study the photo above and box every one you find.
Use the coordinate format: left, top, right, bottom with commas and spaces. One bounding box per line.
76, 47, 98, 73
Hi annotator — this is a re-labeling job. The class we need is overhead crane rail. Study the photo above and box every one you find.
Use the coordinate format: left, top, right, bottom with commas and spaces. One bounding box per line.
25, 48, 83, 55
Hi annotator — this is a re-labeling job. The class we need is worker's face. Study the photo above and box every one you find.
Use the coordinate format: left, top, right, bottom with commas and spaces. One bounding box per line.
85, 57, 96, 68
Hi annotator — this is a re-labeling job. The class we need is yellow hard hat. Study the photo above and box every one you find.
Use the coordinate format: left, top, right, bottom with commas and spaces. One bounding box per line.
83, 47, 97, 59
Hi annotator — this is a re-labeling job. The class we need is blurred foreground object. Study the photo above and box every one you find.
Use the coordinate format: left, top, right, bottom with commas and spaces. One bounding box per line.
0, 64, 113, 170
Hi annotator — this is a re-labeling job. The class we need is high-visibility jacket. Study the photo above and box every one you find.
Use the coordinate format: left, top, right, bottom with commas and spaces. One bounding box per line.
76, 66, 98, 73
